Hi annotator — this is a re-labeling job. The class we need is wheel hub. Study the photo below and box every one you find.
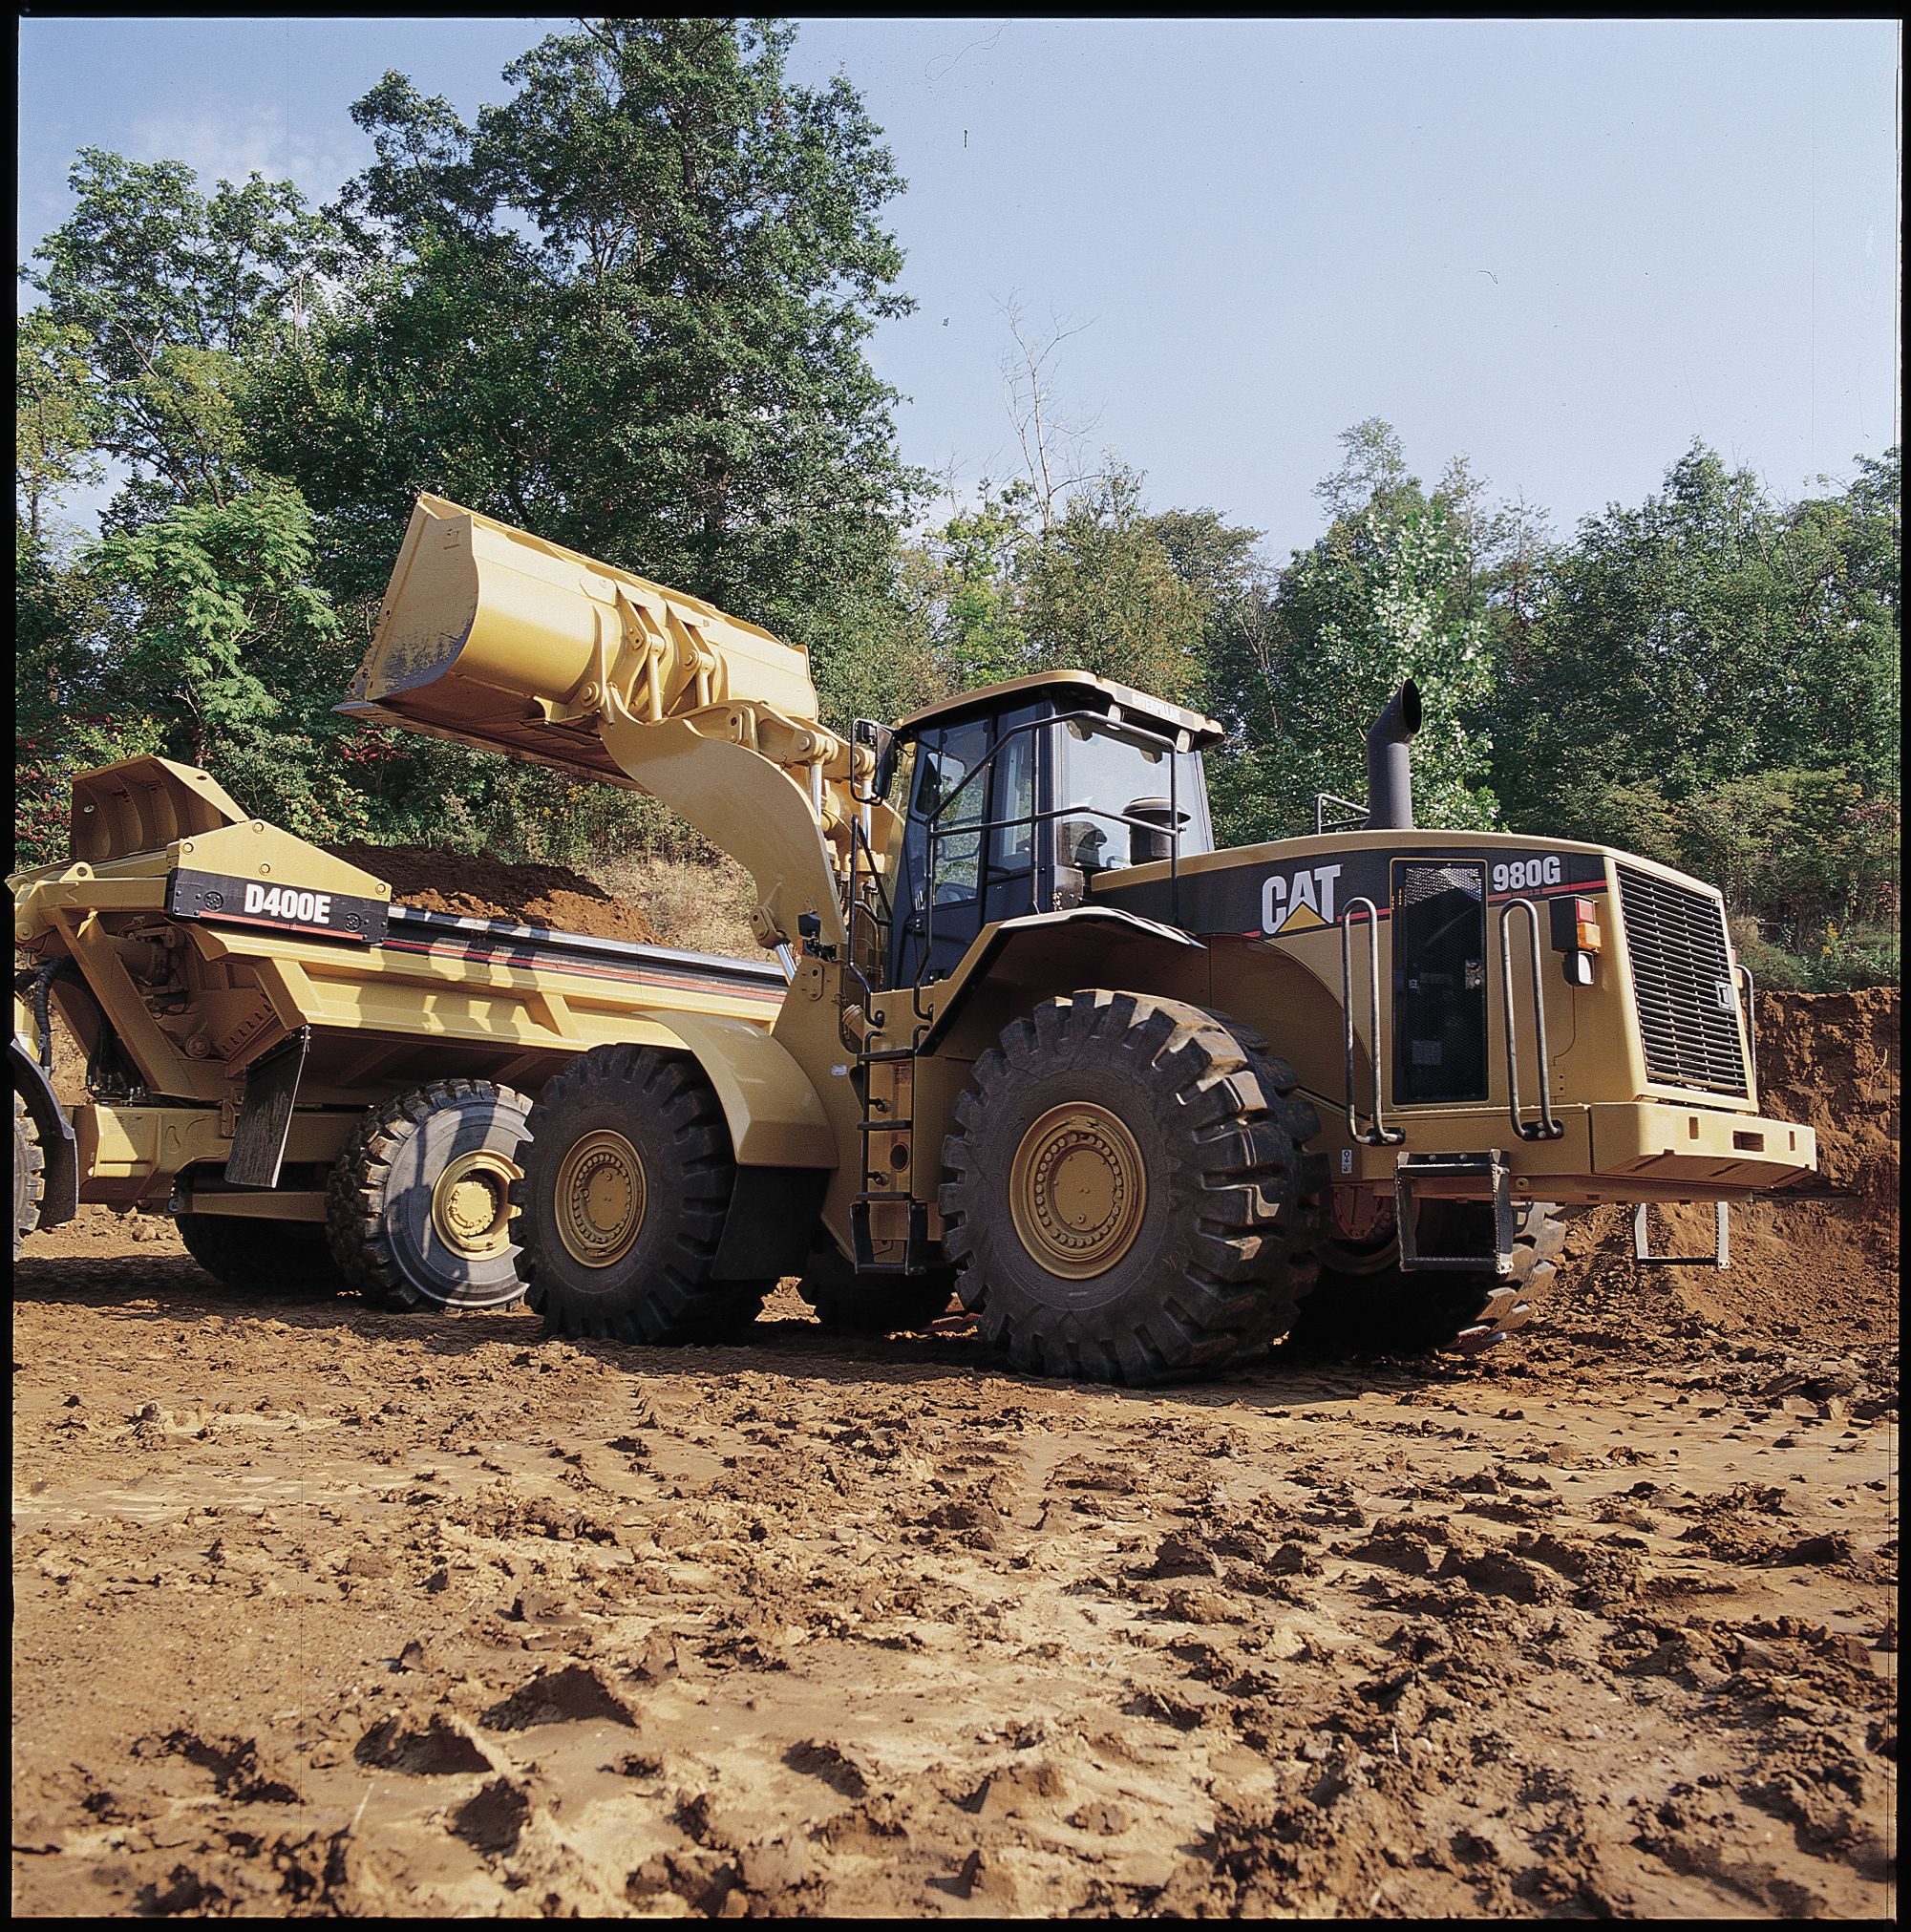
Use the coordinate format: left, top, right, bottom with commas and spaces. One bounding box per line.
1009, 1103, 1147, 1279
430, 1149, 522, 1261
553, 1130, 647, 1268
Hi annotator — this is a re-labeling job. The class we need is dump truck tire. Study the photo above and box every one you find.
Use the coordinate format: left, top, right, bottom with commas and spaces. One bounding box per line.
1298, 1201, 1566, 1356
940, 990, 1322, 1386
328, 1079, 532, 1312
797, 1246, 958, 1335
512, 1044, 767, 1343
175, 1211, 343, 1290
14, 1089, 46, 1261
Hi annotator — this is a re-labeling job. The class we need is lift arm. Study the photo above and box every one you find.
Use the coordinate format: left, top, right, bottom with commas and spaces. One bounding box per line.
339, 494, 869, 951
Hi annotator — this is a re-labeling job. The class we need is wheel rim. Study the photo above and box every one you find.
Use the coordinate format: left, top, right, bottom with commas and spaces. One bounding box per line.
553, 1130, 647, 1269
1009, 1103, 1147, 1279
430, 1149, 523, 1262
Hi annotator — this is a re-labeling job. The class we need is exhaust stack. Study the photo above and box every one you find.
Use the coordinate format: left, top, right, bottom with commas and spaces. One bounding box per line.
1365, 680, 1421, 830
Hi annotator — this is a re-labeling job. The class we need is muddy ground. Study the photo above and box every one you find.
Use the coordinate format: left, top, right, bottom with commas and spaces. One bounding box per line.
11, 995, 1899, 1919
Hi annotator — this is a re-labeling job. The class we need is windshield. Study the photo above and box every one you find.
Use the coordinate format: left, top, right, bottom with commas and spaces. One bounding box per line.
1056, 717, 1212, 874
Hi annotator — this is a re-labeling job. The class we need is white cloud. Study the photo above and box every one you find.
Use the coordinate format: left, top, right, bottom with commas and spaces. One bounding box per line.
127, 105, 369, 205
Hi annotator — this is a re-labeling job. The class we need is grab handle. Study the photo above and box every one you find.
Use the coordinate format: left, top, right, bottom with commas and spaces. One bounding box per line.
1499, 898, 1564, 1141
1340, 897, 1403, 1146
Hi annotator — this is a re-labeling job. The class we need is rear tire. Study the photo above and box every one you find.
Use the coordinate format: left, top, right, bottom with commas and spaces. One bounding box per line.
512, 1044, 767, 1343
797, 1245, 957, 1334
327, 1079, 532, 1311
14, 1090, 46, 1260
1296, 1200, 1565, 1356
940, 991, 1322, 1386
175, 1210, 342, 1289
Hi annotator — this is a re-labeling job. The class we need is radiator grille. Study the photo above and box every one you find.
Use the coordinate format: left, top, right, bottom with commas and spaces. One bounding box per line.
1616, 866, 1748, 1096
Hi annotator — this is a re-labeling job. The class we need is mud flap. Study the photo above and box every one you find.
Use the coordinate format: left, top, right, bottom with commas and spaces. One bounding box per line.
223, 1028, 310, 1189
711, 1165, 829, 1280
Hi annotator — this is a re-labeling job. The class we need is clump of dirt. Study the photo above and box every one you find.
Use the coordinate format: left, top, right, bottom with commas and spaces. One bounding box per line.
325, 841, 660, 945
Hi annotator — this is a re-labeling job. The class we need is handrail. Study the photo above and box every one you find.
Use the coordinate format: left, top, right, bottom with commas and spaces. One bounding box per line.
1735, 962, 1757, 1094
1314, 791, 1369, 835
1339, 897, 1402, 1146
1498, 897, 1565, 1141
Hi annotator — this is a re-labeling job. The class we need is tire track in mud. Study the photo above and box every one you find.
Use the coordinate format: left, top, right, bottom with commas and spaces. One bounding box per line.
11, 1256, 1899, 1919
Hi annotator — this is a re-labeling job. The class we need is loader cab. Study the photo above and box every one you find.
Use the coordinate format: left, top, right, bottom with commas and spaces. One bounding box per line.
878, 673, 1221, 988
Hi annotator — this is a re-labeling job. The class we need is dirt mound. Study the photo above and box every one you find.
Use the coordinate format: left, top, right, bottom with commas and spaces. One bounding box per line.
1533, 989, 1900, 1358
1754, 988, 1900, 1203
325, 841, 660, 945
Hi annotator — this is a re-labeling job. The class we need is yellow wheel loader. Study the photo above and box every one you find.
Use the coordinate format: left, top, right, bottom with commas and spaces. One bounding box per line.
332, 495, 1815, 1379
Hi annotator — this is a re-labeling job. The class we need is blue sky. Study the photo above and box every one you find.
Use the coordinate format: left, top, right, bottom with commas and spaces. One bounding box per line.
17, 16, 1900, 557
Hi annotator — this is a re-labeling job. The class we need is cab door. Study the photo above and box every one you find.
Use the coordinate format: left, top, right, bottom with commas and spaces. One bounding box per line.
887, 707, 1051, 987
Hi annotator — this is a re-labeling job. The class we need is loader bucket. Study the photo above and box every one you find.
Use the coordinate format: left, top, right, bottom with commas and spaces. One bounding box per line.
339, 495, 820, 785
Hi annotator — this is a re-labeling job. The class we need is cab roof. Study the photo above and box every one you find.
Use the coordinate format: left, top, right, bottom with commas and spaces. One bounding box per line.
893, 670, 1225, 750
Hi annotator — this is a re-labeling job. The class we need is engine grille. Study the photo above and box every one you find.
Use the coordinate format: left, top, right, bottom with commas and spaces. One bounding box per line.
1616, 866, 1749, 1096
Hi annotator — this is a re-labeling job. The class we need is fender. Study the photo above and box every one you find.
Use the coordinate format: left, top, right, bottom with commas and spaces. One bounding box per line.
908, 906, 1206, 1056
646, 1012, 836, 1169
11, 1035, 79, 1227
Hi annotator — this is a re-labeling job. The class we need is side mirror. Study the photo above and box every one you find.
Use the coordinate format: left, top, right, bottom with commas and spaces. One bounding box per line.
854, 718, 900, 801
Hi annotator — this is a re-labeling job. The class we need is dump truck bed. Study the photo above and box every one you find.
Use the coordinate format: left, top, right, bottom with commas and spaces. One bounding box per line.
10, 755, 792, 1225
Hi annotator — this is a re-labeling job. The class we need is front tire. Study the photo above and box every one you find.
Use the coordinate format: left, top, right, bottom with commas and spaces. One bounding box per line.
940, 991, 1322, 1386
327, 1079, 532, 1311
512, 1044, 766, 1343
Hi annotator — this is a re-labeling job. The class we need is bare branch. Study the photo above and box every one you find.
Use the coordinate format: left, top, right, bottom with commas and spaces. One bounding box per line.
993, 291, 1103, 534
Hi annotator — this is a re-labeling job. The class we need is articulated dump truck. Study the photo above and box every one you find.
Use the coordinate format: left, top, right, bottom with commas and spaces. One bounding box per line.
14, 494, 1816, 1382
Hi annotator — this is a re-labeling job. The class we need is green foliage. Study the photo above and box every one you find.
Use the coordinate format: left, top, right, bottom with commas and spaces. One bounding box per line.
928, 483, 1035, 690
253, 17, 922, 626
1211, 422, 1497, 844
1492, 444, 1901, 832
15, 310, 107, 540
1022, 463, 1211, 704
24, 148, 335, 519
13, 488, 372, 860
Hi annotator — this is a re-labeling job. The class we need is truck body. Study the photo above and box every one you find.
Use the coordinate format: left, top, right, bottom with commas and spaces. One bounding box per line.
11, 754, 783, 1303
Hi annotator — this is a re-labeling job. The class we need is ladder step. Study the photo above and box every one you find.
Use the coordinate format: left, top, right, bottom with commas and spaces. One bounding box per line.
1399, 1155, 1502, 1177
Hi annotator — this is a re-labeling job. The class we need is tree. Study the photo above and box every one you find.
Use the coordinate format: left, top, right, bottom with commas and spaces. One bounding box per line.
1210, 421, 1498, 842
253, 16, 923, 645
39, 488, 372, 843
1494, 442, 1900, 839
1021, 462, 1210, 705
15, 310, 107, 541
23, 148, 335, 520
997, 295, 1101, 535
